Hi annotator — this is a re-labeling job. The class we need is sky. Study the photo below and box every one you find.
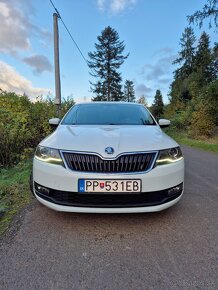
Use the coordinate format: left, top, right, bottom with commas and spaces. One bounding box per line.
0, 0, 217, 105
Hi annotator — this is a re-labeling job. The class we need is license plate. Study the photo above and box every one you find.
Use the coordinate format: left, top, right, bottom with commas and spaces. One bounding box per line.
78, 179, 141, 193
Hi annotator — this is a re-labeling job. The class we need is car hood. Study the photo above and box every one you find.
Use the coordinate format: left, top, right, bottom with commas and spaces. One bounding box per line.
40, 125, 178, 157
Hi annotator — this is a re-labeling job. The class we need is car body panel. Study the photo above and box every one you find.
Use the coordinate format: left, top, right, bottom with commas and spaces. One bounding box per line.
33, 158, 184, 193
34, 193, 183, 213
40, 125, 178, 157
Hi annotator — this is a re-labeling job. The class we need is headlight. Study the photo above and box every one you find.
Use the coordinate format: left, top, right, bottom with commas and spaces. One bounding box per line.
155, 147, 183, 166
35, 146, 64, 166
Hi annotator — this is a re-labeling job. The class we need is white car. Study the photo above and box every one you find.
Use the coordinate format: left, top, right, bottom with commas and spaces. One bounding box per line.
31, 102, 184, 213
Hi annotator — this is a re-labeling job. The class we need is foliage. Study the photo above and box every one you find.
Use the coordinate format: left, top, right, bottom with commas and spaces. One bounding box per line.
169, 27, 196, 107
137, 95, 148, 106
187, 0, 218, 29
150, 89, 164, 119
190, 81, 218, 136
193, 32, 216, 86
173, 27, 196, 80
0, 90, 75, 167
166, 107, 193, 130
88, 26, 129, 101
191, 101, 215, 137
123, 80, 135, 102
167, 28, 218, 138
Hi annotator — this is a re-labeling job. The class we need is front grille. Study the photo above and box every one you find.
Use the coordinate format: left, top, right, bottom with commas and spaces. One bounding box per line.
61, 152, 157, 173
34, 182, 183, 208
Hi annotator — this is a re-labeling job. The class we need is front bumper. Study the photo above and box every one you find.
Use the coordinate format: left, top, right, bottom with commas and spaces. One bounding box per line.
34, 192, 183, 213
33, 157, 184, 213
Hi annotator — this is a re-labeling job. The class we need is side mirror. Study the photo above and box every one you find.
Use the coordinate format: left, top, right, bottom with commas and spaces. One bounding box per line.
158, 119, 170, 128
49, 118, 60, 127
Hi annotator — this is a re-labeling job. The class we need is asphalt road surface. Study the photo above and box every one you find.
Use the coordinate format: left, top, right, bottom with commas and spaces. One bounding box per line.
0, 146, 218, 290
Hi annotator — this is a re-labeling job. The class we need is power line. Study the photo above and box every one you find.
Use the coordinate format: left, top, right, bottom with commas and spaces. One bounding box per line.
49, 0, 91, 69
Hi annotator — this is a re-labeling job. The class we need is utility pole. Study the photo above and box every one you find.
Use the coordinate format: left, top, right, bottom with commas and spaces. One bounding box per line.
53, 12, 61, 118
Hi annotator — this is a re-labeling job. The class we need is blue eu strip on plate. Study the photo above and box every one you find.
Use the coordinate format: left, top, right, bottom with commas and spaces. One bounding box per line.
78, 179, 85, 192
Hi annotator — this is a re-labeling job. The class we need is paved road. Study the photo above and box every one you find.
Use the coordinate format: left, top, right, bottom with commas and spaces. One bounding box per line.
0, 146, 218, 290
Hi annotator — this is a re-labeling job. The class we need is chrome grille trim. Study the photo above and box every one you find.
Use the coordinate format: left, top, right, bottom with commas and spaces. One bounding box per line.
60, 150, 158, 174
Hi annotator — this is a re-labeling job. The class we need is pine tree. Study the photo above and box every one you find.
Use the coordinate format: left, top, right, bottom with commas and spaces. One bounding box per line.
166, 22, 218, 137
88, 26, 129, 101
188, 0, 218, 29
173, 27, 196, 79
193, 32, 215, 86
123, 80, 135, 102
169, 27, 196, 105
212, 42, 218, 79
151, 90, 164, 119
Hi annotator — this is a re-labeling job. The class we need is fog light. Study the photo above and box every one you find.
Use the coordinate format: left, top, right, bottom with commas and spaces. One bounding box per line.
167, 184, 183, 196
35, 183, 50, 195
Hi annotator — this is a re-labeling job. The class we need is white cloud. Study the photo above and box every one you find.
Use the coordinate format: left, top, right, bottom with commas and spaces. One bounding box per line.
0, 0, 51, 55
97, 0, 105, 11
0, 2, 10, 17
0, 61, 49, 100
0, 1, 31, 54
111, 0, 137, 13
97, 0, 137, 13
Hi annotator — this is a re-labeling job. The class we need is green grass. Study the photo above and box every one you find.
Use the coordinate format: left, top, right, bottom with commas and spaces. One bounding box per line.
0, 160, 33, 236
165, 129, 218, 153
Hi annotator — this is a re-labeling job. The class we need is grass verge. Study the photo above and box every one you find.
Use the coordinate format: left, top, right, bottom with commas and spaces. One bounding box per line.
0, 160, 32, 236
165, 129, 218, 154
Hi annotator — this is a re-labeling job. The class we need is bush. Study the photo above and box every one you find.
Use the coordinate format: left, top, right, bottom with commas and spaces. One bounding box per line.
190, 82, 218, 137
191, 101, 216, 137
0, 90, 75, 167
169, 107, 192, 130
165, 80, 218, 139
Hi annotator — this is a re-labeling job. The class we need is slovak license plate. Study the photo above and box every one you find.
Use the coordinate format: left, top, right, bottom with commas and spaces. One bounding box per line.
78, 179, 141, 193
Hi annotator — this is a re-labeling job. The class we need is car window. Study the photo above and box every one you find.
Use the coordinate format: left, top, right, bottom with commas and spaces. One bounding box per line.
62, 104, 156, 125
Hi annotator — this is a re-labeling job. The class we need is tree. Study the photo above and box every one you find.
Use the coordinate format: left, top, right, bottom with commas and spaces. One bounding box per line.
88, 26, 129, 101
190, 81, 218, 137
169, 27, 196, 107
193, 32, 215, 86
173, 27, 196, 79
166, 17, 218, 138
188, 0, 218, 29
151, 90, 164, 119
211, 42, 218, 79
137, 95, 148, 106
123, 80, 135, 102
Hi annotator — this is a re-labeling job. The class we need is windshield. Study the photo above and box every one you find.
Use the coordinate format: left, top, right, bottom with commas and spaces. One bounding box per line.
62, 103, 156, 125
